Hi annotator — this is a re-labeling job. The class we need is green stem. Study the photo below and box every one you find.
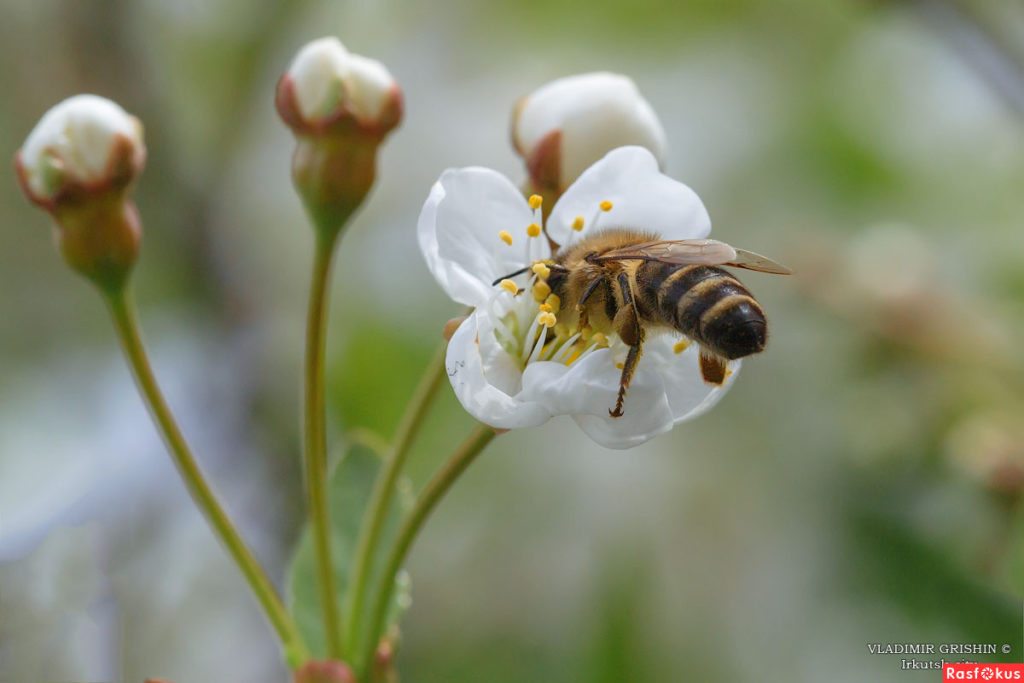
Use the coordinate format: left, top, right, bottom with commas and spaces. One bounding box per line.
359, 424, 497, 673
304, 232, 344, 658
104, 288, 308, 665
343, 343, 448, 657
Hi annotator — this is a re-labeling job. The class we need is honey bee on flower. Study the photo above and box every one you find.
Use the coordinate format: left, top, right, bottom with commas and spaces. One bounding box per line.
419, 146, 789, 449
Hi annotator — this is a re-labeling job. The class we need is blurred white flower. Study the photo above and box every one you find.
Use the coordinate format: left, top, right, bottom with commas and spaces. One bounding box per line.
282, 37, 399, 127
16, 94, 144, 202
512, 72, 667, 193
419, 146, 737, 449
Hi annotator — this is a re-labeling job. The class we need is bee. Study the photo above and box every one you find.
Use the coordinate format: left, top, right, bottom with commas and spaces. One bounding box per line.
496, 229, 791, 417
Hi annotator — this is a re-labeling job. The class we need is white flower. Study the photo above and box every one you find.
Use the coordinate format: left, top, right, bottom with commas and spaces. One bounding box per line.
17, 94, 144, 200
286, 37, 397, 125
418, 146, 739, 449
512, 72, 667, 192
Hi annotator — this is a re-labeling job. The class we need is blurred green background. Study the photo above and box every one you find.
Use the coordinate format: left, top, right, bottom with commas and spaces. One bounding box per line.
2, 0, 1023, 681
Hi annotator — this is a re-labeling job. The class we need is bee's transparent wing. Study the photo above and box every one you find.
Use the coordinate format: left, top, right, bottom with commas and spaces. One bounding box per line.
597, 239, 792, 275
596, 239, 737, 264
728, 249, 792, 275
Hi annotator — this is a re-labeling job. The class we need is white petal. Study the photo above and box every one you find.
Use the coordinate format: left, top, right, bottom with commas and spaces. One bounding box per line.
514, 72, 667, 188
446, 313, 552, 429
418, 167, 549, 307
20, 94, 143, 198
547, 146, 711, 250
342, 54, 395, 121
289, 37, 350, 120
520, 349, 675, 450
644, 337, 741, 425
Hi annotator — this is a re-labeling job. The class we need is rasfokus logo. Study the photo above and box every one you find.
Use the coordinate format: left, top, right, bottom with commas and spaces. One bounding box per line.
944, 664, 1024, 680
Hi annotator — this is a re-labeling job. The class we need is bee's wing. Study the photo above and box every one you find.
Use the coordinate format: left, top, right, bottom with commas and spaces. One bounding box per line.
596, 239, 738, 264
728, 249, 793, 275
597, 239, 792, 275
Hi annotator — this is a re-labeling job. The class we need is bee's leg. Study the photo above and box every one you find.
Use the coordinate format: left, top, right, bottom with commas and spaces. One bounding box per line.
576, 276, 604, 332
610, 273, 645, 418
610, 342, 643, 418
698, 348, 729, 385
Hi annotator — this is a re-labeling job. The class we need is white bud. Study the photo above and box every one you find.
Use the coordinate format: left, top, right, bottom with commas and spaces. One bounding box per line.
18, 94, 144, 200
287, 37, 396, 124
513, 72, 668, 190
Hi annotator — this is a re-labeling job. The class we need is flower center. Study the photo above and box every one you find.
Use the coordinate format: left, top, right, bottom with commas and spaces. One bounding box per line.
489, 279, 611, 371
489, 197, 623, 371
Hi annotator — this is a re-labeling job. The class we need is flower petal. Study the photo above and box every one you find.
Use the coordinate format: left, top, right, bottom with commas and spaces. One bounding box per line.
547, 146, 711, 250
445, 312, 552, 429
20, 94, 143, 198
512, 72, 667, 189
520, 349, 676, 449
418, 167, 549, 307
643, 337, 741, 425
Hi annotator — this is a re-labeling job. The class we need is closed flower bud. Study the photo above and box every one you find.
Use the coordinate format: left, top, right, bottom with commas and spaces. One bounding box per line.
511, 72, 667, 201
14, 94, 145, 292
276, 37, 403, 236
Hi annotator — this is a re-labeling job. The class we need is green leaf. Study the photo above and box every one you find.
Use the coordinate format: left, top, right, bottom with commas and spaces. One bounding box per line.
286, 443, 414, 658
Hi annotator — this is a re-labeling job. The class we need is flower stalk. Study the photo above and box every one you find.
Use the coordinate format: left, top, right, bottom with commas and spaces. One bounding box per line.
343, 342, 448, 657
304, 230, 344, 659
104, 288, 308, 666
359, 424, 497, 674
277, 36, 404, 662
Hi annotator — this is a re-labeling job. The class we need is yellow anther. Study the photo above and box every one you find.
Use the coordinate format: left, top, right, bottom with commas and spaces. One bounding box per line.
544, 294, 561, 313
599, 200, 613, 212
531, 262, 551, 279
500, 279, 519, 295
539, 303, 553, 313
528, 194, 543, 210
498, 230, 513, 246
532, 280, 551, 302
571, 215, 585, 231
591, 332, 609, 347
616, 362, 624, 370
673, 339, 691, 354
538, 311, 557, 328
526, 223, 542, 238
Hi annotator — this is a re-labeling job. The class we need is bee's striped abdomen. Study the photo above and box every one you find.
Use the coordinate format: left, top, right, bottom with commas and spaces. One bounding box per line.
638, 261, 768, 360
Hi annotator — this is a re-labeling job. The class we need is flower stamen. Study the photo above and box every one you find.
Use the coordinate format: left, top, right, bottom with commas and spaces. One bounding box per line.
586, 200, 614, 234
571, 215, 585, 232
673, 338, 690, 354
498, 229, 514, 246
500, 279, 519, 295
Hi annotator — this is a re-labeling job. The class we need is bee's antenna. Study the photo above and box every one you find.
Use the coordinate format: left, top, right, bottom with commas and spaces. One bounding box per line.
491, 262, 570, 287
491, 266, 531, 286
